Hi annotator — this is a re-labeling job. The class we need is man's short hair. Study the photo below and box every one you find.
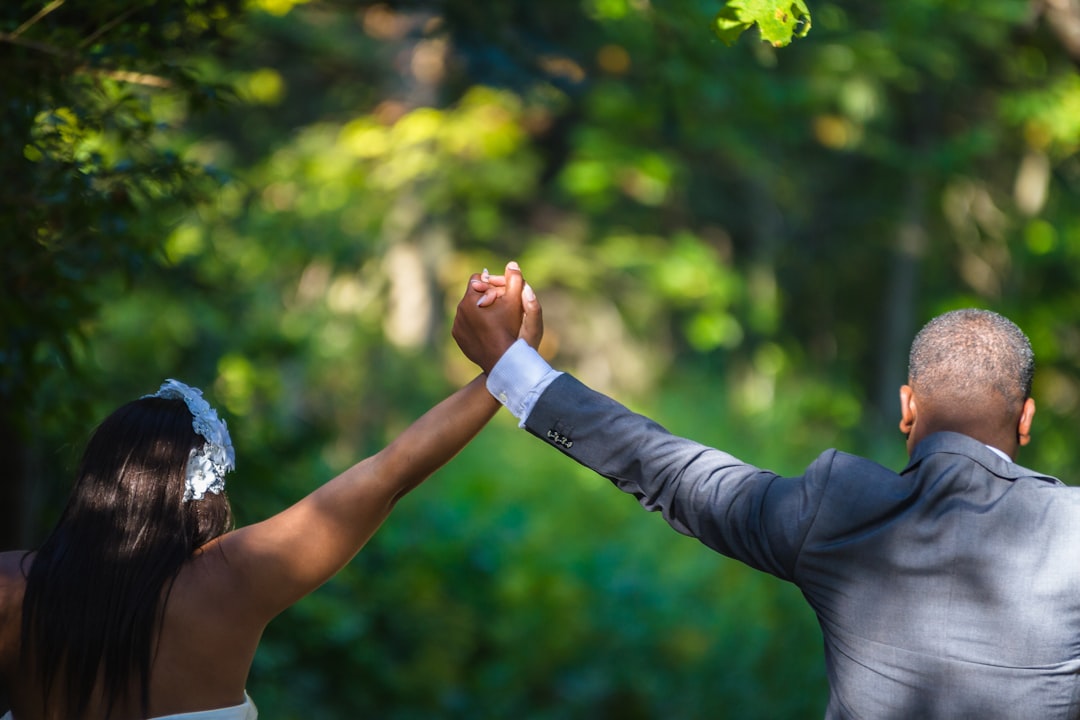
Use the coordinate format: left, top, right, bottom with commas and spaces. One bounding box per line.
908, 308, 1034, 411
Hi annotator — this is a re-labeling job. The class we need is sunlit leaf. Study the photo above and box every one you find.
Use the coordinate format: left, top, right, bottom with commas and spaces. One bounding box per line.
714, 0, 811, 47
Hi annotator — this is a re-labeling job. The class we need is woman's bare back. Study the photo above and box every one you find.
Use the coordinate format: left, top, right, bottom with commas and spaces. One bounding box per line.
0, 547, 261, 720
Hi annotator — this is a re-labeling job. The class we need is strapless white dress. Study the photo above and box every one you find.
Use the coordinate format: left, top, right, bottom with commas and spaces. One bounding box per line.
0, 693, 257, 720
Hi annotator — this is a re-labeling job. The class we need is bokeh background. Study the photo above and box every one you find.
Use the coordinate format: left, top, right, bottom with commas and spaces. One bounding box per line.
4, 0, 1080, 717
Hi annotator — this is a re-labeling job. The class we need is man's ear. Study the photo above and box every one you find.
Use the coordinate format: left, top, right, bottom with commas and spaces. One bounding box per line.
899, 385, 917, 436
1018, 397, 1036, 446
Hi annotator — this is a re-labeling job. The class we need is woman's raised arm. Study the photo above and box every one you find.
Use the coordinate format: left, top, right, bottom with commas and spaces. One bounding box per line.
205, 374, 500, 623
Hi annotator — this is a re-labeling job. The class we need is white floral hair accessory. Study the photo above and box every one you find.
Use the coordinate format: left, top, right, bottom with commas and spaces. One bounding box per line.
144, 379, 235, 502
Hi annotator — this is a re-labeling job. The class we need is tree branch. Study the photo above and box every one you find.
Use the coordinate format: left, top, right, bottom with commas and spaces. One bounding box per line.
0, 32, 173, 88
12, 0, 66, 38
78, 5, 144, 50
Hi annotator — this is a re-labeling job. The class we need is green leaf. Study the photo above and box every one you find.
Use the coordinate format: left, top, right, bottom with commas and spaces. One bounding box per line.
714, 0, 811, 47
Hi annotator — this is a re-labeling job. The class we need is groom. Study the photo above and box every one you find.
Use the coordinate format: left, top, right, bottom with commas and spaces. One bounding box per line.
453, 262, 1080, 719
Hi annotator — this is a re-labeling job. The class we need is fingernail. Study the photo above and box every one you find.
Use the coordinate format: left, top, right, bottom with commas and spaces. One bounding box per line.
523, 283, 535, 302
481, 268, 490, 281
507, 261, 520, 271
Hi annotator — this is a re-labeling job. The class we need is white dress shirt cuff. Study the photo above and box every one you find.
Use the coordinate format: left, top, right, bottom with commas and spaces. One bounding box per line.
486, 339, 563, 427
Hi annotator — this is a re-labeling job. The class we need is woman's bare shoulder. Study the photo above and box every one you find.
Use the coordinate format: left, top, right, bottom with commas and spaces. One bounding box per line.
0, 551, 28, 620
0, 551, 28, 672
0, 551, 28, 591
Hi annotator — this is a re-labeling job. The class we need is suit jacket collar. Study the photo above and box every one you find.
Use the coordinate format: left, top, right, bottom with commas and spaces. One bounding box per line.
902, 431, 1062, 486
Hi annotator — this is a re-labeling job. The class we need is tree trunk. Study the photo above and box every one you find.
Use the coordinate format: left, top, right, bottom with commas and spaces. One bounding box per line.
874, 178, 927, 439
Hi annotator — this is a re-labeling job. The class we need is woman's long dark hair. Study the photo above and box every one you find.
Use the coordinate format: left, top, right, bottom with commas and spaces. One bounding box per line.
21, 396, 234, 719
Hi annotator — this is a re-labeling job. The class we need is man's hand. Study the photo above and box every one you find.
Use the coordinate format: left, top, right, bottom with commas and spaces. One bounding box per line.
469, 265, 543, 348
453, 261, 542, 373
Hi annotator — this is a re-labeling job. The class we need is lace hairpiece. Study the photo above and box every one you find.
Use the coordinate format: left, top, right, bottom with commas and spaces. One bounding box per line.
144, 379, 236, 502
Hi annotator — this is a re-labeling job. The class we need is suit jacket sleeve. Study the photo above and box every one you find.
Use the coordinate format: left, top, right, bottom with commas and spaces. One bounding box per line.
524, 373, 832, 581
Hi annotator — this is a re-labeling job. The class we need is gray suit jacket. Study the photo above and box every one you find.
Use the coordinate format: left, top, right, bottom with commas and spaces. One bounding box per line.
525, 373, 1080, 719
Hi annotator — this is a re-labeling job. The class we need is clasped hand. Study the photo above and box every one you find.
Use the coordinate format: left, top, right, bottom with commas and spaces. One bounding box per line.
452, 261, 543, 374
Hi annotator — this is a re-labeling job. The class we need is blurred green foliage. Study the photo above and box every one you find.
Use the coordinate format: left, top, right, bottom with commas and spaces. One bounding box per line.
4, 0, 1080, 716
